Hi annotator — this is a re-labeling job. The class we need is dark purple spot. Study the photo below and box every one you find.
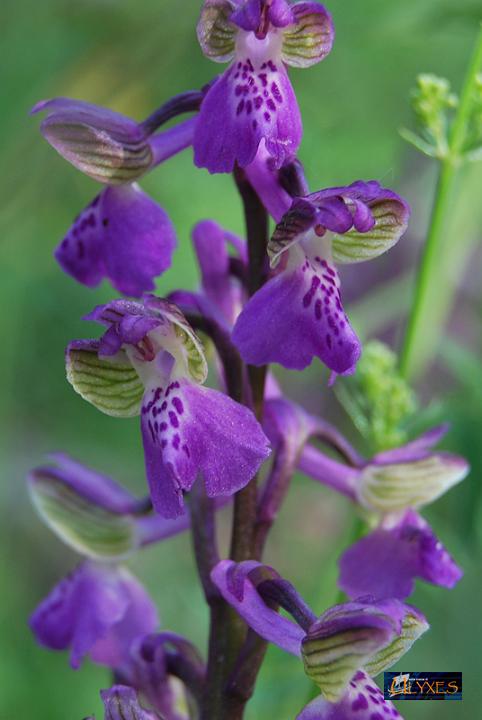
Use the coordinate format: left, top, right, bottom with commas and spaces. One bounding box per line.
161, 401, 168, 411
235, 85, 243, 97
61, 238, 68, 249
267, 98, 276, 112
315, 299, 322, 320
326, 334, 332, 349
246, 100, 252, 114
370, 714, 383, 720
259, 73, 268, 87
352, 694, 368, 711
172, 434, 181, 450
237, 100, 245, 115
264, 112, 271, 122
254, 96, 263, 110
172, 397, 184, 414
182, 444, 190, 457
159, 421, 168, 432
271, 81, 282, 100
252, 119, 258, 130
267, 60, 277, 72
169, 411, 179, 428
234, 72, 240, 79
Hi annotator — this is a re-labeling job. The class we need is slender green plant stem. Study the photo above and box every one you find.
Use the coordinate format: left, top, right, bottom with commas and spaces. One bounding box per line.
400, 25, 482, 379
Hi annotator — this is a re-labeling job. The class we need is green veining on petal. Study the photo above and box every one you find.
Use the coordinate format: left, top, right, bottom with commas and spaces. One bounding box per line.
365, 611, 429, 677
197, 1, 236, 63
66, 345, 144, 417
282, 8, 333, 69
332, 200, 409, 264
30, 474, 138, 560
358, 455, 467, 512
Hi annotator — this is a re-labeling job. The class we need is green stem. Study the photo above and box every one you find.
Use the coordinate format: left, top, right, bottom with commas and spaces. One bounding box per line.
400, 25, 482, 379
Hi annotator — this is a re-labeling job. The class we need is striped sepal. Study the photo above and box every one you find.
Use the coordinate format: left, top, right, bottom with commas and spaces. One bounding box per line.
358, 454, 468, 513
42, 120, 153, 185
197, 0, 237, 63
282, 2, 334, 69
29, 468, 138, 560
365, 608, 429, 677
302, 612, 394, 701
66, 340, 144, 418
268, 198, 316, 266
332, 197, 410, 264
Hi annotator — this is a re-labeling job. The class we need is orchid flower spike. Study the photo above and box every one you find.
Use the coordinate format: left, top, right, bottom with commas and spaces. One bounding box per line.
66, 297, 270, 518
211, 560, 427, 718
30, 561, 159, 671
299, 423, 469, 599
195, 0, 334, 172
32, 99, 197, 296
232, 181, 410, 376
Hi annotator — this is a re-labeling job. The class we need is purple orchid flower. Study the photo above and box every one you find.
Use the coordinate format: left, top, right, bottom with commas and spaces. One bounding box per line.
32, 99, 197, 296
211, 560, 427, 715
30, 561, 159, 670
298, 423, 469, 599
66, 297, 270, 518
195, 1, 334, 172
232, 180, 410, 376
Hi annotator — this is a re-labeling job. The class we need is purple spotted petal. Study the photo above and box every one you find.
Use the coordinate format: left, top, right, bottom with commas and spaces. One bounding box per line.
100, 686, 158, 720
56, 185, 176, 297
232, 252, 361, 374
30, 562, 158, 670
296, 671, 402, 720
211, 560, 305, 655
141, 379, 270, 518
194, 53, 301, 173
338, 510, 463, 600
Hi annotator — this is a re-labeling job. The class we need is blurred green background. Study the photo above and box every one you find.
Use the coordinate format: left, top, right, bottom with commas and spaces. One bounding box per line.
2, 0, 482, 717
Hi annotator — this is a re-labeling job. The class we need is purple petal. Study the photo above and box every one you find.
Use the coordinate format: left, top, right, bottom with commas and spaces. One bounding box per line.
298, 444, 359, 499
194, 57, 302, 173
232, 251, 361, 374
30, 562, 158, 670
231, 0, 295, 31
244, 144, 294, 222
211, 560, 305, 655
296, 671, 402, 720
100, 686, 158, 720
192, 220, 245, 324
374, 424, 450, 464
338, 510, 463, 600
141, 380, 270, 518
32, 97, 152, 185
56, 185, 176, 297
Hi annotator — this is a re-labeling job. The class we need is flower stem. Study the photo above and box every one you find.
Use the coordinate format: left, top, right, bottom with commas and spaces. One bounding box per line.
400, 25, 482, 379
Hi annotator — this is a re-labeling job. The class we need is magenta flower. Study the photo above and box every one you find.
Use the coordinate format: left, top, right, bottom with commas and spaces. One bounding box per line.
298, 423, 469, 598
232, 181, 410, 375
66, 297, 270, 518
211, 560, 427, 716
32, 99, 196, 296
194, 0, 334, 172
30, 561, 159, 670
